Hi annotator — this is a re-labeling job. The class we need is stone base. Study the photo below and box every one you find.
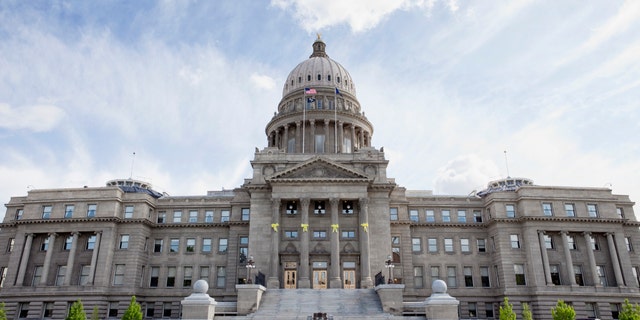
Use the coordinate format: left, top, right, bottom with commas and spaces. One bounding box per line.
235, 284, 267, 315
361, 277, 374, 289
375, 284, 405, 315
330, 278, 342, 289
298, 277, 311, 288
181, 294, 217, 320
267, 277, 280, 289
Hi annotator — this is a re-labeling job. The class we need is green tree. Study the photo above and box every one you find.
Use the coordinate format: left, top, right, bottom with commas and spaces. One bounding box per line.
499, 297, 516, 320
122, 296, 142, 320
66, 300, 86, 320
0, 302, 7, 320
620, 299, 640, 320
522, 302, 533, 320
551, 300, 575, 320
90, 306, 100, 320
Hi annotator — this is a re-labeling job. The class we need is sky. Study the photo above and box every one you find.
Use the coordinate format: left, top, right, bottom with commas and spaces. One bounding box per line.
1, 1, 639, 220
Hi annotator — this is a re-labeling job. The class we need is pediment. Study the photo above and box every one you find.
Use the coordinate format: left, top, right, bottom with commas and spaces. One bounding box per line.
266, 157, 372, 183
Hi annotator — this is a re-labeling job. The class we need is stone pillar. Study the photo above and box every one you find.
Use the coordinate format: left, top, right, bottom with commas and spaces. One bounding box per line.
424, 280, 459, 320
295, 121, 301, 153
310, 120, 316, 153
41, 233, 58, 285
329, 198, 341, 288
375, 284, 405, 315
359, 198, 373, 288
88, 231, 102, 284
268, 198, 281, 289
560, 231, 577, 286
283, 125, 289, 152
607, 233, 625, 286
275, 128, 280, 150
15, 233, 34, 286
299, 198, 311, 288
338, 121, 344, 153
583, 232, 601, 287
64, 232, 80, 285
350, 125, 356, 152
181, 279, 217, 320
268, 131, 274, 148
324, 120, 330, 153
537, 231, 553, 285
236, 284, 267, 316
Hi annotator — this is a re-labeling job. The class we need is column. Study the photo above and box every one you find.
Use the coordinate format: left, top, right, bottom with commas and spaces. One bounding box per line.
329, 198, 341, 288
338, 121, 344, 153
268, 198, 281, 288
606, 233, 625, 287
274, 128, 280, 150
295, 121, 301, 153
310, 120, 316, 153
64, 232, 80, 285
350, 125, 356, 152
88, 231, 102, 285
41, 233, 58, 285
359, 198, 373, 288
283, 125, 289, 152
299, 198, 311, 288
560, 231, 577, 286
583, 232, 600, 287
15, 233, 34, 286
324, 120, 330, 153
537, 231, 553, 285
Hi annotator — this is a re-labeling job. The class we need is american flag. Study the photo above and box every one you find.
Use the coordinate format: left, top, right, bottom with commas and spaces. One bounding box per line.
304, 87, 317, 95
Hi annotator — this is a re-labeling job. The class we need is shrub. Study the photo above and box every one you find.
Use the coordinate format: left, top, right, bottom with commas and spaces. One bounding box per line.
66, 300, 86, 320
122, 296, 142, 320
620, 299, 640, 320
499, 297, 516, 320
0, 302, 7, 320
90, 306, 100, 320
551, 300, 575, 320
522, 302, 533, 320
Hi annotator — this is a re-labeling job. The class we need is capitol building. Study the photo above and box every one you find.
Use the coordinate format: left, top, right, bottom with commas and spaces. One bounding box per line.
0, 36, 639, 319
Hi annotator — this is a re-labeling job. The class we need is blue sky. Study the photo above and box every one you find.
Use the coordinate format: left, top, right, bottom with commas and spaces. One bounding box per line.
1, 1, 639, 219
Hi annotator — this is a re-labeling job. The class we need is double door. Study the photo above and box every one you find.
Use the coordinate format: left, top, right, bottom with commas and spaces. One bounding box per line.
313, 270, 327, 289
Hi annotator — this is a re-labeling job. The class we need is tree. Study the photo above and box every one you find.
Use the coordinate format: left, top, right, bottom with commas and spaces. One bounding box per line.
551, 300, 575, 320
499, 297, 516, 320
522, 302, 533, 320
620, 299, 640, 320
0, 302, 7, 320
90, 306, 100, 320
66, 300, 86, 320
122, 296, 142, 320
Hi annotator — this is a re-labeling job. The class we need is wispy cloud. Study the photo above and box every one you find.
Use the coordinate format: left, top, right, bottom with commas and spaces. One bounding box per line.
0, 103, 65, 132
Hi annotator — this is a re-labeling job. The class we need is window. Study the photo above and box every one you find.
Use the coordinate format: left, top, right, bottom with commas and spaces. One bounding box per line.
428, 238, 438, 253
442, 210, 451, 222
485, 304, 495, 318
412, 238, 422, 252
64, 205, 74, 218
617, 207, 625, 219
567, 235, 577, 250
392, 236, 401, 262
205, 210, 214, 223
426, 210, 435, 222
218, 238, 228, 253
343, 137, 351, 153
626, 237, 633, 251
565, 203, 575, 217
113, 264, 125, 285
15, 209, 23, 220
64, 236, 73, 250
314, 201, 326, 214
389, 207, 398, 221
119, 235, 129, 249
285, 231, 298, 239
200, 266, 210, 282
574, 265, 584, 286
124, 205, 134, 218
0, 267, 6, 287
315, 135, 325, 153
317, 74, 321, 81
313, 231, 327, 239
590, 235, 600, 250
447, 266, 457, 287
32, 265, 43, 285
87, 204, 96, 217
202, 238, 212, 253
239, 236, 248, 263
41, 237, 49, 251
457, 210, 466, 222
587, 204, 598, 217
166, 267, 176, 287
18, 302, 29, 318
494, 266, 500, 287
444, 238, 454, 252
241, 208, 250, 221
477, 239, 486, 253
544, 234, 554, 249
480, 267, 490, 287
221, 210, 230, 222
42, 205, 52, 219
154, 239, 163, 253
430, 266, 440, 283
505, 204, 515, 218
286, 201, 298, 215
173, 210, 182, 223
146, 306, 155, 318
157, 211, 166, 223
473, 210, 482, 222
55, 265, 66, 286
183, 266, 193, 287
461, 238, 470, 253
586, 302, 599, 319
511, 234, 521, 249
216, 266, 226, 288
189, 210, 198, 222
414, 266, 424, 288
542, 202, 553, 216
43, 302, 54, 318
409, 209, 419, 222
342, 230, 356, 239
611, 303, 621, 319
149, 267, 159, 287
550, 265, 561, 285
514, 264, 526, 285
468, 302, 477, 318
7, 238, 14, 252
79, 265, 90, 285
464, 266, 473, 287
108, 302, 118, 317
163, 302, 172, 318
170, 238, 179, 253
186, 238, 196, 253
597, 265, 607, 286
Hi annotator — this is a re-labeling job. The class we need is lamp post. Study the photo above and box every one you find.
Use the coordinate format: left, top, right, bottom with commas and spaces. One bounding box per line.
385, 255, 395, 284
245, 255, 256, 284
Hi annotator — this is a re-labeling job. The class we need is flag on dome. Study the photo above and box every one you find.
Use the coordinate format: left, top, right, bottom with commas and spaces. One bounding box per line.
304, 87, 317, 95
335, 88, 342, 96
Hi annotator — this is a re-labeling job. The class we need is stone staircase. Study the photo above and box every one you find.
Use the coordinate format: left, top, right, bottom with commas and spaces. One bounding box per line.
230, 289, 425, 319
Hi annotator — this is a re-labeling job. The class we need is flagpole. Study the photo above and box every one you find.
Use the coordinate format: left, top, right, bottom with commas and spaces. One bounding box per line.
334, 88, 338, 153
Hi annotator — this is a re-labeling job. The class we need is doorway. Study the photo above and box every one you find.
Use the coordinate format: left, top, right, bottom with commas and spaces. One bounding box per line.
284, 270, 297, 289
343, 270, 356, 289
313, 270, 327, 289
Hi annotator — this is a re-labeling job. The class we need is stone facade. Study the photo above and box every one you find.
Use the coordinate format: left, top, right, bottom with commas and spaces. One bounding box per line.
0, 37, 639, 320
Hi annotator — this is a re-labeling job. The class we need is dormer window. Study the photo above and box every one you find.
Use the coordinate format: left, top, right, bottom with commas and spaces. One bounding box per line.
337, 76, 341, 83
298, 76, 302, 83
317, 74, 321, 81
307, 75, 311, 81
314, 201, 325, 215
286, 201, 297, 215
342, 201, 353, 214
327, 75, 331, 81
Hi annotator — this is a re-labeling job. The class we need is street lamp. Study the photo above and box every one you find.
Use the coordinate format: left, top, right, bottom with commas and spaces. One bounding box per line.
385, 255, 395, 284
245, 256, 256, 284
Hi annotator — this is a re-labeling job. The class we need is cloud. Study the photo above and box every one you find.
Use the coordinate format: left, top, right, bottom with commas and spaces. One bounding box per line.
434, 154, 500, 195
250, 73, 276, 90
0, 103, 65, 132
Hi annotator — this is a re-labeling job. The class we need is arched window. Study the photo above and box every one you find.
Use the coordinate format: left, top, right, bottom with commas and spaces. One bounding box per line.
298, 77, 302, 83
317, 74, 321, 81
291, 79, 294, 86
307, 75, 311, 81
337, 76, 341, 83
327, 75, 331, 81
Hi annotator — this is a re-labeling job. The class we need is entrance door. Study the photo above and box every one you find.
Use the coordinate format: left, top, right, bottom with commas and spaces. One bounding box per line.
313, 270, 327, 289
343, 270, 356, 289
284, 270, 297, 289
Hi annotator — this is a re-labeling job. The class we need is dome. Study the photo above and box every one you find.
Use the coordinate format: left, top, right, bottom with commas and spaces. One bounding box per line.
282, 35, 356, 97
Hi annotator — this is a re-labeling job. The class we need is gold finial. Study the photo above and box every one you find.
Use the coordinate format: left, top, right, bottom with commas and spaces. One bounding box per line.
316, 32, 322, 40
